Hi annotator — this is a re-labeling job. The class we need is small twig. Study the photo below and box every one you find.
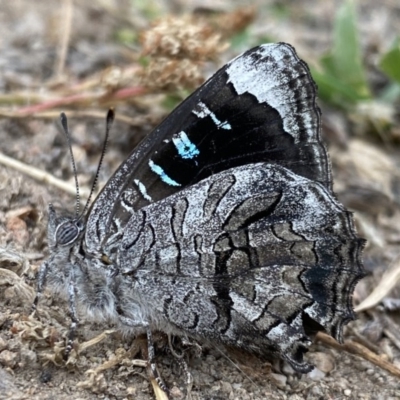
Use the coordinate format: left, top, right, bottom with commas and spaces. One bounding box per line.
316, 332, 400, 378
78, 329, 116, 353
0, 152, 90, 198
54, 0, 73, 80
13, 86, 146, 115
15, 92, 105, 115
0, 109, 147, 126
347, 326, 382, 355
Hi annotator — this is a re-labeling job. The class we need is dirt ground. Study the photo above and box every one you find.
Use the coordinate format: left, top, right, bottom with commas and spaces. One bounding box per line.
1, 1, 400, 399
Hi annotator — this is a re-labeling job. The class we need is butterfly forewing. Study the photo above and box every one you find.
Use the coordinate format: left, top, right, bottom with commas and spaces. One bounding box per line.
86, 43, 330, 252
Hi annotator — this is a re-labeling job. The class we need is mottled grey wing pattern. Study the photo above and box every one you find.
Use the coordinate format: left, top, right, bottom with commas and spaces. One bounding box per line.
109, 163, 364, 372
86, 43, 330, 253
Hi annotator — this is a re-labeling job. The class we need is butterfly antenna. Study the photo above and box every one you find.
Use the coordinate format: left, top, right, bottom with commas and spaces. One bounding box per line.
81, 109, 114, 218
60, 113, 81, 217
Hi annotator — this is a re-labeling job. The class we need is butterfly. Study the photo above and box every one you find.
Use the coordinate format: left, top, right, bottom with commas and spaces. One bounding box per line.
32, 42, 365, 375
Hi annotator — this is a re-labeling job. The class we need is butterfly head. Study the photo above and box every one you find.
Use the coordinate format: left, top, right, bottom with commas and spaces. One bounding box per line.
47, 203, 85, 249
46, 110, 114, 250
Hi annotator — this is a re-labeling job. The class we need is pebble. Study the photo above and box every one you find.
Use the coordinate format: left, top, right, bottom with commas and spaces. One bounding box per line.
0, 337, 7, 352
19, 349, 37, 367
344, 389, 352, 397
307, 367, 326, 381
309, 385, 324, 396
366, 368, 374, 375
269, 372, 287, 389
126, 386, 137, 395
0, 350, 18, 368
6, 216, 29, 247
282, 362, 295, 376
169, 386, 184, 398
308, 352, 335, 373
220, 381, 233, 394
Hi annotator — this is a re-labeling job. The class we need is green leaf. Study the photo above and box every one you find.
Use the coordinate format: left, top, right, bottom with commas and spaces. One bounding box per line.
230, 30, 252, 50
379, 37, 400, 83
332, 0, 370, 98
115, 28, 138, 45
379, 82, 400, 103
137, 56, 150, 67
317, 0, 371, 105
311, 67, 363, 107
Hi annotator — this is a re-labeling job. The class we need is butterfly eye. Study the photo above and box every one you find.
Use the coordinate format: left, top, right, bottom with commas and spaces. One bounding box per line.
55, 221, 82, 246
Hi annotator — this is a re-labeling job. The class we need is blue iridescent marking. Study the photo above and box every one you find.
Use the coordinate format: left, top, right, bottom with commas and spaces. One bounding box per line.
148, 160, 181, 187
172, 131, 200, 160
134, 179, 152, 202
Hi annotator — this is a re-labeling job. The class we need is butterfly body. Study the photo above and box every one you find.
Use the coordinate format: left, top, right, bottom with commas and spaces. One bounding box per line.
35, 43, 364, 374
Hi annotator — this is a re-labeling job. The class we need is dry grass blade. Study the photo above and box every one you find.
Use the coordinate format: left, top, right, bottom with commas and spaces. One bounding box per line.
53, 0, 73, 80
355, 257, 400, 312
0, 152, 90, 198
150, 377, 170, 400
0, 109, 146, 126
78, 329, 116, 353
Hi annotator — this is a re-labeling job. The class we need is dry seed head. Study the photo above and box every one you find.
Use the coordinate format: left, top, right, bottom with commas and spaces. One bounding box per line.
140, 15, 228, 61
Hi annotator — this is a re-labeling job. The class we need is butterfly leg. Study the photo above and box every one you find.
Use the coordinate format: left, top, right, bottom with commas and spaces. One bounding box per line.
176, 356, 193, 400
146, 328, 169, 395
31, 260, 49, 314
117, 316, 169, 393
167, 335, 193, 399
64, 273, 79, 360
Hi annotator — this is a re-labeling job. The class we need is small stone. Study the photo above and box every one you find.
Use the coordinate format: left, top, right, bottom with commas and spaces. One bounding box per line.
220, 381, 233, 394
307, 367, 326, 381
282, 362, 295, 375
269, 372, 287, 389
169, 385, 184, 398
344, 389, 352, 397
19, 349, 37, 367
211, 384, 221, 392
39, 369, 52, 384
0, 350, 18, 368
91, 372, 108, 393
310, 385, 324, 396
334, 377, 350, 390
0, 337, 7, 352
0, 367, 20, 396
126, 386, 137, 395
362, 320, 383, 343
6, 216, 29, 247
308, 352, 335, 373
3, 288, 16, 301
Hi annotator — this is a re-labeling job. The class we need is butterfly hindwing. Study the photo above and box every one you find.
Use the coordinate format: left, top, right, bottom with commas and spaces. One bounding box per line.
112, 163, 363, 372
